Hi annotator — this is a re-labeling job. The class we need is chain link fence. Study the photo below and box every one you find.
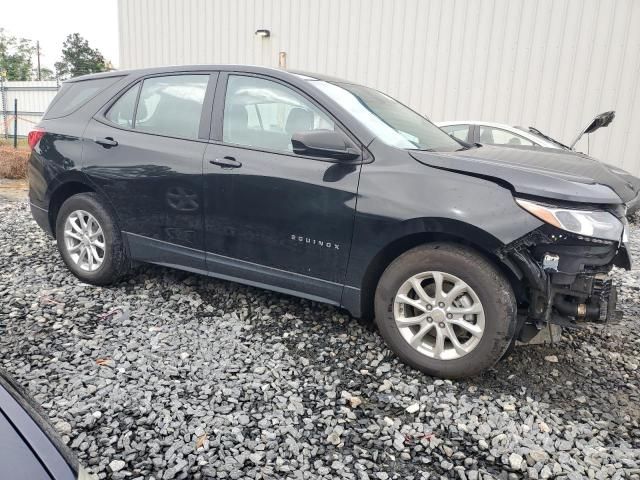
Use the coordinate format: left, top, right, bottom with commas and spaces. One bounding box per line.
0, 78, 59, 139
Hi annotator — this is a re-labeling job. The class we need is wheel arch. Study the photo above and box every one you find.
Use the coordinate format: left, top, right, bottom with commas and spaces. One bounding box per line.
47, 180, 97, 237
354, 218, 525, 319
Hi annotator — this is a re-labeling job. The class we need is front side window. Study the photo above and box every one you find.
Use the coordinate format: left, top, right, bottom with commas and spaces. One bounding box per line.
223, 75, 335, 153
441, 124, 470, 142
311, 81, 463, 152
479, 126, 534, 146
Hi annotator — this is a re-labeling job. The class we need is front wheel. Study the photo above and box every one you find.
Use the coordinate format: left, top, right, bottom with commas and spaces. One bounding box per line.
374, 244, 516, 379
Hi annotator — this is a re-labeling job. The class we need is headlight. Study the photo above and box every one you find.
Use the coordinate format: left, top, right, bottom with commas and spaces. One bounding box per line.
515, 198, 624, 242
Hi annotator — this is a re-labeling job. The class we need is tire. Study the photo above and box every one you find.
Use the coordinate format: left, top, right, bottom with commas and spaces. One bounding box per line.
55, 192, 129, 285
374, 243, 516, 379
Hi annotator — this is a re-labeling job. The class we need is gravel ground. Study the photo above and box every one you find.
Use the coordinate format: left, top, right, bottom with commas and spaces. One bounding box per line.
0, 179, 28, 202
1, 199, 639, 480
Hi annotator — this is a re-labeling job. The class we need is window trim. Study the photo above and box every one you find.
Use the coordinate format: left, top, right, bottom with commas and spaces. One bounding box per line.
210, 71, 368, 164
470, 124, 479, 143
96, 71, 218, 143
131, 81, 143, 129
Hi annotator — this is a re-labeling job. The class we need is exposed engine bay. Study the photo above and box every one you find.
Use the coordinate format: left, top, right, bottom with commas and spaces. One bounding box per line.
498, 222, 630, 342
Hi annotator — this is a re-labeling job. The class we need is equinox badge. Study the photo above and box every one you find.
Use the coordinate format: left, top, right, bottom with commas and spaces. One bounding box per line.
291, 234, 340, 250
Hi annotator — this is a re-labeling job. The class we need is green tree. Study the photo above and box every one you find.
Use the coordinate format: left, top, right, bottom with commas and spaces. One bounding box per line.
0, 28, 35, 80
54, 33, 109, 79
35, 67, 56, 81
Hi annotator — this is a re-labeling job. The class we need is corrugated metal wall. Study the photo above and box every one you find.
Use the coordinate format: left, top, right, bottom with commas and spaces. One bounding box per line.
118, 0, 640, 175
0, 81, 59, 137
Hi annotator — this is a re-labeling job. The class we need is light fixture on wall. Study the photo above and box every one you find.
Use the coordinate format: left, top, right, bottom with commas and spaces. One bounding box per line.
255, 29, 271, 38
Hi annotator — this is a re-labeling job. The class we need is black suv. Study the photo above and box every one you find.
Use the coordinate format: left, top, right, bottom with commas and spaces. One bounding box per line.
28, 65, 634, 378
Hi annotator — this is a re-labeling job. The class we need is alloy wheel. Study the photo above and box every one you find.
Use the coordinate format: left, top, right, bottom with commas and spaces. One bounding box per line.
393, 271, 485, 360
63, 210, 106, 272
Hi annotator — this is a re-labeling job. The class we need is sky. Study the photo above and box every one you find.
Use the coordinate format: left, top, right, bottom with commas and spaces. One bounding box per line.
1, 0, 119, 71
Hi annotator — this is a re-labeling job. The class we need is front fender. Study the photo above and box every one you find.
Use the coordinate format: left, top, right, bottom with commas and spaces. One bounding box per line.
341, 144, 543, 316
345, 146, 543, 288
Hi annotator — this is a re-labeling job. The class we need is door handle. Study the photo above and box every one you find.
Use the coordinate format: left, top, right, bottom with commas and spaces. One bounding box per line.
210, 156, 242, 168
95, 137, 118, 147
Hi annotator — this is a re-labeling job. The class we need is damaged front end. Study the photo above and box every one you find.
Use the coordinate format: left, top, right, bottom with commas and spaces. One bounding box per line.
498, 200, 630, 342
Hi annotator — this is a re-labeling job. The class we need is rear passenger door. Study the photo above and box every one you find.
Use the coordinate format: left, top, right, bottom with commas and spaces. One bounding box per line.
202, 73, 362, 303
82, 73, 217, 269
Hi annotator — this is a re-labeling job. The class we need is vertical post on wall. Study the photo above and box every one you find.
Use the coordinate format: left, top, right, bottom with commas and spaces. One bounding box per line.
0, 74, 7, 139
278, 51, 287, 69
13, 98, 17, 148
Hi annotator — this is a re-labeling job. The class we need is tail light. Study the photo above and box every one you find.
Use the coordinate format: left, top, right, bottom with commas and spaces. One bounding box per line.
27, 127, 45, 150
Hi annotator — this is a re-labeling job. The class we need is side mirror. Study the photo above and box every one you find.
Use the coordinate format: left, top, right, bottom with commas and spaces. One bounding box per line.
291, 130, 360, 161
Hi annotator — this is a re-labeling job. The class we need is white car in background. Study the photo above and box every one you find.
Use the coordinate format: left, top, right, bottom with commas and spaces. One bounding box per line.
437, 120, 571, 149
436, 112, 640, 214
437, 111, 616, 151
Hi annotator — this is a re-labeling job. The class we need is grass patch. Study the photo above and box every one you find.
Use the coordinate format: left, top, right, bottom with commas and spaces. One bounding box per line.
0, 137, 29, 149
0, 143, 29, 179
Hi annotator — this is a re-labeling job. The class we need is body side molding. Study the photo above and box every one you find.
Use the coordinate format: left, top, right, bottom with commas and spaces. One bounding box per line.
124, 232, 345, 308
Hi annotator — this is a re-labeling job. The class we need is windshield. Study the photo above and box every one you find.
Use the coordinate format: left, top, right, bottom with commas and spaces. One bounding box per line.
312, 81, 464, 152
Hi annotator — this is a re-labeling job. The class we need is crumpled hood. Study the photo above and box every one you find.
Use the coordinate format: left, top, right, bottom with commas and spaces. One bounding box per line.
410, 145, 638, 205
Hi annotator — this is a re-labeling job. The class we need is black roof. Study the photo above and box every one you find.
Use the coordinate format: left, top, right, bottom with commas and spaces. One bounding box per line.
67, 64, 353, 84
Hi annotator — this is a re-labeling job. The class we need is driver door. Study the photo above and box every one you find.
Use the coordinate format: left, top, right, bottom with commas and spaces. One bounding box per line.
203, 73, 362, 303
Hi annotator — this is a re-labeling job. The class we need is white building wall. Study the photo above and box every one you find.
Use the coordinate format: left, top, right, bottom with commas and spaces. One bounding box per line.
0, 81, 59, 137
118, 0, 640, 175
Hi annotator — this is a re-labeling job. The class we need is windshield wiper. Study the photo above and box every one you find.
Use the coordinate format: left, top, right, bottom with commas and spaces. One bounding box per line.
455, 141, 482, 151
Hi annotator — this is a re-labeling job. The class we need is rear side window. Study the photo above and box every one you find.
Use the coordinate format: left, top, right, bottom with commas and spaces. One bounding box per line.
44, 77, 120, 119
105, 75, 209, 139
135, 75, 208, 139
106, 83, 140, 128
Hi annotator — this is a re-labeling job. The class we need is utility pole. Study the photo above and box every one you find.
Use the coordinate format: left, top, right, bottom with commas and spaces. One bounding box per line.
36, 41, 41, 81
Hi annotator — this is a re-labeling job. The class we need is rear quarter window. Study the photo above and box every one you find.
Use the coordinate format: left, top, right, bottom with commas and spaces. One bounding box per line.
44, 76, 121, 119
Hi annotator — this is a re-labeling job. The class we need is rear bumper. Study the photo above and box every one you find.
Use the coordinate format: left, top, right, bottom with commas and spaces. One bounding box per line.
30, 202, 52, 237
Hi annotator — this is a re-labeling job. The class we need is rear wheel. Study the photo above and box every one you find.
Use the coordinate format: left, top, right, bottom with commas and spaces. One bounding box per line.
55, 193, 129, 285
374, 244, 516, 378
